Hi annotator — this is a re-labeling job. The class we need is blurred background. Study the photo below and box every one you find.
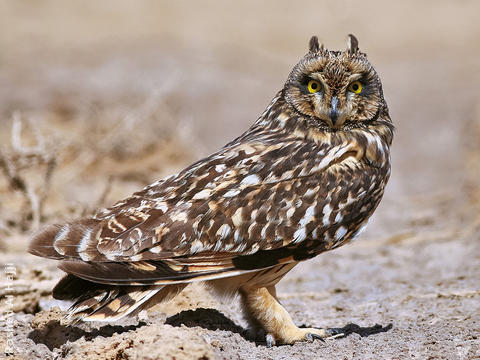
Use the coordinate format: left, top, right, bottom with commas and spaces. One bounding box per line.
1, 1, 480, 359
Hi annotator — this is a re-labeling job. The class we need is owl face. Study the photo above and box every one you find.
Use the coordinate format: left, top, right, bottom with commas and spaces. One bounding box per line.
284, 35, 384, 130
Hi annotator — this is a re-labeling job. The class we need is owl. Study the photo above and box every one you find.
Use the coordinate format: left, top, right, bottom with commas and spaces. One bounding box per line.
29, 34, 393, 346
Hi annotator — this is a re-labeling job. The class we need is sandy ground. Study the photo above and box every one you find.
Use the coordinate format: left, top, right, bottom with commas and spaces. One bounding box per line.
1, 1, 480, 359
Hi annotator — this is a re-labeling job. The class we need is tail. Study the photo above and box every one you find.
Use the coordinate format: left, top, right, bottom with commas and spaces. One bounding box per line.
54, 275, 186, 322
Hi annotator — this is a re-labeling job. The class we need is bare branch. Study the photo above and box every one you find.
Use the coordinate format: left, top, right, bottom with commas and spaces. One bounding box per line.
0, 113, 58, 231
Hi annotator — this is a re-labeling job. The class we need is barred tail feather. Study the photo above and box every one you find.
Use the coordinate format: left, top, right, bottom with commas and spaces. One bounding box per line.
80, 287, 160, 322
53, 275, 185, 322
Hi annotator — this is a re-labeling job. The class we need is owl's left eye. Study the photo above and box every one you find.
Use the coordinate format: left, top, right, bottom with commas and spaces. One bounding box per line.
307, 80, 322, 93
348, 81, 363, 94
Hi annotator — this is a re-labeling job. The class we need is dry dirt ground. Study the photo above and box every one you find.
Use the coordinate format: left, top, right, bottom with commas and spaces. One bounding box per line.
1, 1, 480, 359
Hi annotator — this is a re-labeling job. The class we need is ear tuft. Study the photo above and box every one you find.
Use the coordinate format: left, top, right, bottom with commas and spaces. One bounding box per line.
346, 34, 359, 54
309, 36, 320, 53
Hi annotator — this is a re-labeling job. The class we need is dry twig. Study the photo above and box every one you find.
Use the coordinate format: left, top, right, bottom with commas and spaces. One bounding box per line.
0, 113, 57, 231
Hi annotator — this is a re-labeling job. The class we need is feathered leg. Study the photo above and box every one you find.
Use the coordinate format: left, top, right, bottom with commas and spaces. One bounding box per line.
239, 285, 330, 346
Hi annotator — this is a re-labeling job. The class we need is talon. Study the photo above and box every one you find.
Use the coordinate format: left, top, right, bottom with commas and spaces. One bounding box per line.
306, 332, 325, 342
266, 333, 276, 348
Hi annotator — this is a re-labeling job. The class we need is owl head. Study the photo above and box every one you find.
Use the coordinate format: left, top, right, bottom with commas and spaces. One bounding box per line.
284, 35, 389, 131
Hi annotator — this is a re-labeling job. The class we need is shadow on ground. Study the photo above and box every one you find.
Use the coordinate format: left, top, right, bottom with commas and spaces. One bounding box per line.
28, 320, 147, 350
166, 307, 393, 345
327, 323, 393, 338
166, 308, 247, 335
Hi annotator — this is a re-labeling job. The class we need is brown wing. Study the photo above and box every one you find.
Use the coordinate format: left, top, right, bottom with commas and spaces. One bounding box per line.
29, 126, 388, 285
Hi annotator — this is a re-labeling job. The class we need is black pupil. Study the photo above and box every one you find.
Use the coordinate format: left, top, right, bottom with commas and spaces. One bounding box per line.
352, 83, 359, 91
311, 82, 318, 89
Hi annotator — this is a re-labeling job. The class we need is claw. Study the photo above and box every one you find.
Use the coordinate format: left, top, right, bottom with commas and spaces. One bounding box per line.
266, 333, 276, 348
306, 332, 325, 342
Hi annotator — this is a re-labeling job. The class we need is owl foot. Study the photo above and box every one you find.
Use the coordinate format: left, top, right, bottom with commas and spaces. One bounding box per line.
242, 286, 346, 346
265, 327, 339, 347
267, 327, 345, 346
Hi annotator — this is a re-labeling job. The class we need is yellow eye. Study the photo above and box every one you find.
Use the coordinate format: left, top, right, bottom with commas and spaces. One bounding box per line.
348, 81, 362, 94
307, 80, 321, 93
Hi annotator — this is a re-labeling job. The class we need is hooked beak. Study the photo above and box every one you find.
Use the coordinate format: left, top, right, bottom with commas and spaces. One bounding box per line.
330, 96, 339, 126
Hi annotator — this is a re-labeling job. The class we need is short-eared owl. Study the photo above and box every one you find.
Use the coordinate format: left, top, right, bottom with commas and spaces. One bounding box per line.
29, 35, 393, 346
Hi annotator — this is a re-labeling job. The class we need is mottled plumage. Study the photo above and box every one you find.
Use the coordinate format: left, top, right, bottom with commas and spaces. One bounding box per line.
29, 35, 393, 345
